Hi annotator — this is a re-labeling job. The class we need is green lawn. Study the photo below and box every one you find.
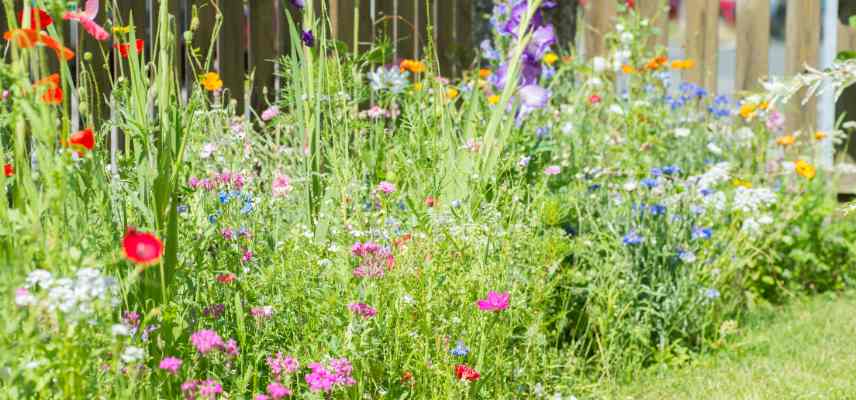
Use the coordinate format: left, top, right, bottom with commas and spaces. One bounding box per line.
605, 293, 856, 400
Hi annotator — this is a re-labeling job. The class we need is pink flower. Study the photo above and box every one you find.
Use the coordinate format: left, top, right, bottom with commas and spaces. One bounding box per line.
351, 241, 394, 278
221, 227, 235, 240
261, 106, 280, 122
544, 166, 561, 176
266, 382, 292, 399
254, 395, 270, 400
251, 306, 275, 319
348, 303, 377, 319
190, 329, 224, 354
267, 352, 299, 379
477, 291, 510, 312
224, 339, 240, 357
304, 358, 356, 392
766, 110, 784, 132
366, 105, 385, 119
242, 250, 253, 263
182, 379, 223, 400
377, 181, 396, 194
159, 357, 183, 375
272, 174, 292, 198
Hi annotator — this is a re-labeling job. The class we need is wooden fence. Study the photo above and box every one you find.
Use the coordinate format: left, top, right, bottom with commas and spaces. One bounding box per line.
2, 0, 854, 130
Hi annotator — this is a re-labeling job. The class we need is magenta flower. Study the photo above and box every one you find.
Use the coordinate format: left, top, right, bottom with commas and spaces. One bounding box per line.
348, 303, 377, 319
266, 382, 292, 399
224, 338, 240, 357
159, 356, 182, 375
305, 358, 356, 392
261, 106, 280, 122
254, 395, 270, 400
190, 329, 224, 354
377, 181, 396, 194
477, 291, 510, 312
182, 379, 223, 399
272, 174, 292, 198
267, 352, 299, 379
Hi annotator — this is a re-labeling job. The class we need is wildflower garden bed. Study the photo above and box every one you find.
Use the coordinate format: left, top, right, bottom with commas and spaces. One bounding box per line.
2, 1, 856, 399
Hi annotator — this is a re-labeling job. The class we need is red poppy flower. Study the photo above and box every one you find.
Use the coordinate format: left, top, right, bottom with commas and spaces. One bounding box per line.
35, 73, 63, 105
400, 371, 414, 385
114, 39, 144, 58
424, 196, 436, 208
122, 227, 164, 265
588, 94, 602, 105
3, 164, 13, 177
68, 128, 95, 151
18, 8, 53, 29
216, 273, 236, 284
626, 0, 635, 9
454, 364, 480, 382
3, 29, 74, 61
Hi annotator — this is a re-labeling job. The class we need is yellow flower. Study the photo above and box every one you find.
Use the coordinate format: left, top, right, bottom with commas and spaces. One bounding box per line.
200, 72, 223, 92
739, 103, 758, 120
776, 135, 795, 146
478, 68, 492, 79
671, 59, 695, 70
487, 95, 500, 105
794, 160, 816, 180
622, 64, 636, 74
758, 101, 769, 111
412, 82, 423, 92
446, 88, 459, 100
815, 131, 827, 141
732, 178, 752, 189
399, 59, 426, 74
543, 52, 559, 66
113, 25, 131, 34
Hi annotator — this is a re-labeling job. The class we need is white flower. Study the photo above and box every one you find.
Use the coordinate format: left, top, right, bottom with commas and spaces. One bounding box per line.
561, 122, 574, 135
121, 346, 145, 363
620, 32, 634, 44
707, 142, 722, 155
623, 180, 638, 192
587, 77, 603, 87
674, 127, 690, 138
742, 218, 762, 235
26, 269, 53, 289
733, 187, 777, 213
112, 324, 131, 337
608, 104, 624, 115
199, 143, 217, 159
14, 288, 35, 307
402, 294, 414, 304
592, 57, 607, 73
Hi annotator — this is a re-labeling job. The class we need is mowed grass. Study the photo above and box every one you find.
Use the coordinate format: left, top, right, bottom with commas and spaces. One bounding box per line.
606, 292, 856, 400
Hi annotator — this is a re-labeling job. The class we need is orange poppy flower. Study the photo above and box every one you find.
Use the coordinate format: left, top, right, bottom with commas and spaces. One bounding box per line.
399, 59, 426, 74
68, 128, 95, 151
478, 68, 492, 79
114, 39, 144, 58
622, 64, 636, 74
35, 73, 63, 105
18, 8, 53, 29
776, 135, 795, 146
122, 227, 164, 265
3, 29, 74, 61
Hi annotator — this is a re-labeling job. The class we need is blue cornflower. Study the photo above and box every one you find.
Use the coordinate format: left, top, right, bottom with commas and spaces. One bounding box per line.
240, 199, 254, 214
677, 249, 696, 263
177, 204, 189, 214
641, 178, 659, 189
650, 167, 663, 178
704, 288, 721, 299
536, 126, 551, 139
623, 230, 644, 246
648, 204, 667, 216
694, 86, 708, 98
662, 165, 681, 175
588, 184, 602, 192
451, 340, 469, 357
692, 226, 713, 241
219, 191, 230, 205
714, 95, 729, 105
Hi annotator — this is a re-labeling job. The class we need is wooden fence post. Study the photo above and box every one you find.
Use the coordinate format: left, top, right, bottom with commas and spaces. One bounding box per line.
682, 0, 718, 90
219, 0, 246, 113
250, 0, 278, 111
637, 0, 668, 51
735, 0, 769, 92
785, 0, 820, 134
583, 0, 617, 58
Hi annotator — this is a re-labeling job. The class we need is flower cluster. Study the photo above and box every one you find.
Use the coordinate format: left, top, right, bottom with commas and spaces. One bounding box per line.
16, 268, 118, 320
304, 358, 356, 393
351, 241, 394, 278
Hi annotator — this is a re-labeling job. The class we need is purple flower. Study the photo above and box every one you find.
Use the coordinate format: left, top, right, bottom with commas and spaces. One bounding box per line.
266, 382, 292, 399
480, 39, 500, 61
267, 352, 299, 378
289, 0, 304, 8
301, 30, 314, 47
477, 291, 510, 311
526, 25, 556, 59
261, 106, 280, 122
623, 230, 644, 246
519, 84, 550, 116
348, 303, 378, 319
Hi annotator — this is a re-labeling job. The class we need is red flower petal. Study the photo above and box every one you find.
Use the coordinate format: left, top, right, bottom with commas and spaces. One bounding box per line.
18, 8, 53, 29
122, 228, 164, 265
68, 128, 95, 151
3, 164, 13, 177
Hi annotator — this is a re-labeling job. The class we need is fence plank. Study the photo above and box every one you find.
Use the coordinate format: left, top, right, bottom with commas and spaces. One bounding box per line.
785, 0, 820, 133
583, 0, 617, 58
327, 0, 374, 53
735, 0, 769, 91
219, 0, 246, 111
250, 0, 278, 110
395, 0, 427, 60
838, 22, 856, 53
454, 0, 473, 73
189, 0, 216, 71
79, 18, 112, 122
682, 0, 718, 90
637, 0, 668, 50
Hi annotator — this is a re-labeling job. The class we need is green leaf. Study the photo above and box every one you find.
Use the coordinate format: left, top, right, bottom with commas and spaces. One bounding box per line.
849, 15, 856, 29
837, 51, 856, 62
